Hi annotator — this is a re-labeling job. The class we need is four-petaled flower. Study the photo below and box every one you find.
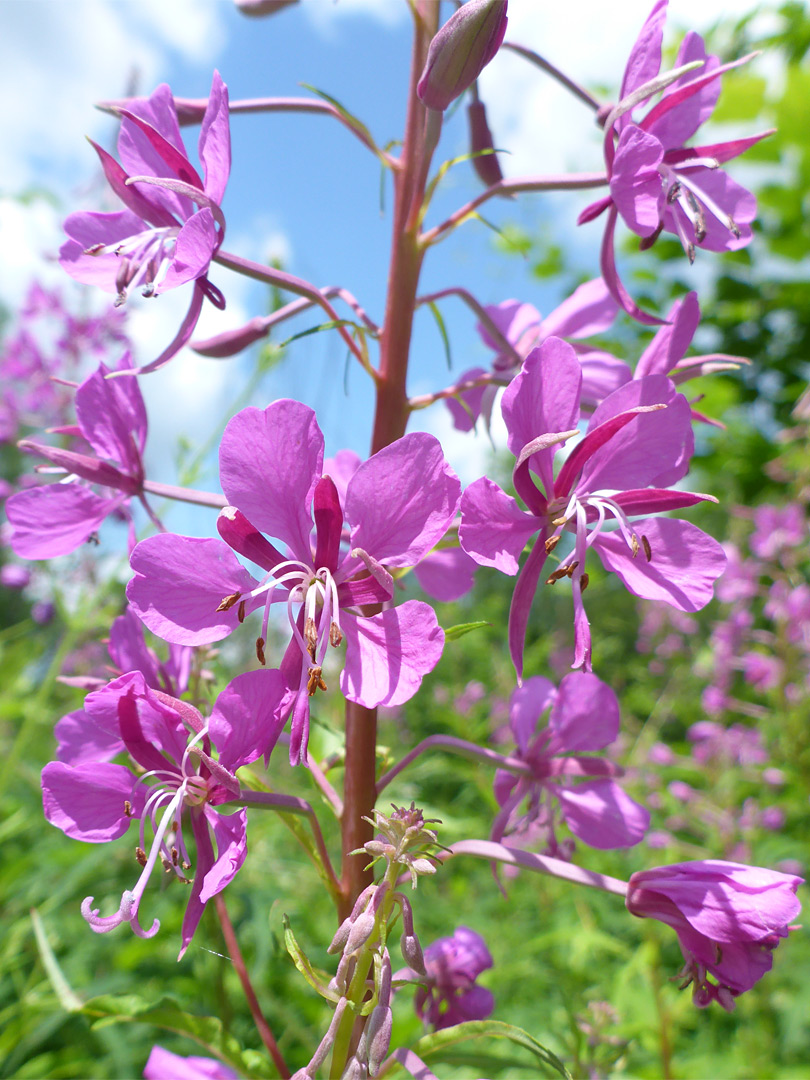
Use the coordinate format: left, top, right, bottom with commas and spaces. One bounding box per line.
42, 668, 284, 957
626, 859, 803, 1009
60, 72, 230, 372
493, 672, 648, 857
127, 399, 460, 764
578, 0, 770, 322
402, 926, 495, 1030
459, 337, 726, 674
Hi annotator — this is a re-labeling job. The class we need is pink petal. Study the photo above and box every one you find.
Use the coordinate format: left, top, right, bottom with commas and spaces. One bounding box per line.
340, 602, 444, 708
548, 672, 620, 753
107, 610, 162, 687
158, 209, 218, 291
6, 484, 125, 559
199, 71, 231, 205
42, 761, 145, 842
209, 669, 292, 770
445, 366, 488, 432
594, 516, 726, 611
553, 779, 649, 848
477, 300, 542, 355
507, 537, 548, 681
199, 807, 247, 903
610, 126, 665, 237
636, 291, 700, 378
577, 348, 633, 409
459, 477, 538, 574
540, 278, 618, 340
413, 547, 477, 602
127, 534, 261, 645
508, 676, 555, 754
648, 33, 720, 149
347, 433, 460, 567
218, 400, 323, 561
619, 0, 667, 104
75, 362, 147, 472
501, 338, 582, 497
55, 709, 124, 766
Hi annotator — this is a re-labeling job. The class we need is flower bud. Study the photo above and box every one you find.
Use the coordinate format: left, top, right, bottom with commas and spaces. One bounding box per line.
468, 100, 504, 187
365, 1005, 393, 1077
235, 0, 298, 15
417, 0, 508, 112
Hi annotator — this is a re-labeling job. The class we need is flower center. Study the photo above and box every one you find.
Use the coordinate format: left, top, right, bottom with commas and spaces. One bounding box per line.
85, 225, 180, 305
544, 492, 652, 586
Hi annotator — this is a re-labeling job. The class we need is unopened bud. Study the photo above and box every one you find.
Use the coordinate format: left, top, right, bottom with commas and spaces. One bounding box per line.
417, 0, 508, 112
344, 910, 377, 956
365, 1005, 393, 1077
327, 916, 353, 955
468, 99, 504, 188
400, 931, 426, 975
235, 0, 298, 14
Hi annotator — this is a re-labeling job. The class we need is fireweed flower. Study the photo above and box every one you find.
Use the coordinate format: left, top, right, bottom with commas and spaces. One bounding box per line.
578, 0, 770, 321
42, 668, 284, 956
626, 860, 803, 1009
127, 399, 460, 764
492, 673, 648, 856
55, 608, 193, 767
6, 355, 147, 559
459, 337, 726, 674
59, 72, 230, 372
446, 278, 621, 433
400, 926, 494, 1030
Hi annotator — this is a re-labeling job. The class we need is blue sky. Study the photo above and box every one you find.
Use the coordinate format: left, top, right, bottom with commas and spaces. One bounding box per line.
0, 0, 756, 534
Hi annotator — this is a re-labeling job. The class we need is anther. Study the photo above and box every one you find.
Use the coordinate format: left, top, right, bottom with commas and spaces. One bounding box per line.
551, 516, 568, 527
124, 800, 133, 817
580, 572, 590, 592
84, 243, 106, 256
714, 942, 723, 964
304, 616, 318, 651
545, 534, 560, 554
171, 847, 179, 865
306, 666, 328, 696
135, 847, 148, 867
329, 621, 343, 648
631, 534, 640, 558
564, 561, 579, 578
237, 600, 246, 623
546, 561, 578, 585
256, 637, 266, 666
161, 856, 173, 872
642, 535, 652, 562
216, 592, 241, 612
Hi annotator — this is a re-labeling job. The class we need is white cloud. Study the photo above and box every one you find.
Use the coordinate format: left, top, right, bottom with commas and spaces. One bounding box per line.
303, 0, 408, 36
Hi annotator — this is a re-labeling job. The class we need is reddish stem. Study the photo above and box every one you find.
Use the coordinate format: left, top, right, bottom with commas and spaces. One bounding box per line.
214, 894, 291, 1078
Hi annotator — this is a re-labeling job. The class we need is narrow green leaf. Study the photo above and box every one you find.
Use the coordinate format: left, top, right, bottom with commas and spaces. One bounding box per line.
30, 908, 83, 1012
278, 319, 366, 349
426, 301, 452, 371
443, 621, 491, 641
299, 84, 387, 165
394, 1020, 571, 1079
283, 915, 343, 1004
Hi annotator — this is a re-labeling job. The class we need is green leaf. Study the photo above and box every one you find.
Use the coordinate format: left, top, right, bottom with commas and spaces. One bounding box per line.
30, 909, 82, 1013
282, 914, 342, 1004
391, 1020, 571, 1079
278, 319, 368, 349
81, 994, 267, 1078
299, 84, 387, 165
444, 621, 491, 641
426, 301, 452, 371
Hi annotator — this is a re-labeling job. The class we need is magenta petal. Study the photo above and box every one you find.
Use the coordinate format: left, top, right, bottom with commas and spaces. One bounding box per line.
548, 672, 620, 753
502, 339, 582, 496
509, 676, 555, 754
553, 779, 649, 848
199, 70, 231, 205
42, 761, 145, 841
179, 812, 215, 959
210, 669, 292, 770
158, 209, 218, 291
478, 300, 542, 355
578, 349, 633, 408
610, 126, 665, 237
135, 281, 207, 375
413, 547, 477, 602
199, 807, 247, 904
650, 33, 720, 148
128, 534, 261, 645
580, 376, 693, 491
665, 169, 756, 252
107, 610, 161, 687
610, 488, 715, 518
541, 278, 618, 340
636, 292, 700, 379
324, 448, 361, 506
340, 602, 444, 708
599, 205, 664, 326
75, 362, 147, 472
619, 0, 667, 103
55, 709, 124, 766
445, 367, 488, 432
347, 433, 460, 567
594, 516, 726, 611
459, 478, 538, 574
507, 537, 548, 681
6, 484, 124, 559
219, 400, 323, 560
144, 1046, 238, 1080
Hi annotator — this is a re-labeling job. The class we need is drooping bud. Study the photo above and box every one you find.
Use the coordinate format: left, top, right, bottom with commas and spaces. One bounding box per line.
468, 99, 504, 188
235, 0, 298, 15
364, 1005, 393, 1077
417, 0, 508, 112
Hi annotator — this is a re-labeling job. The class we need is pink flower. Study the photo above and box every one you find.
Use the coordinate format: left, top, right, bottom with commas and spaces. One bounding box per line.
127, 400, 460, 764
626, 859, 802, 1009
42, 669, 283, 956
459, 337, 726, 674
60, 72, 230, 372
144, 1046, 237, 1080
6, 356, 147, 559
408, 927, 494, 1030
492, 673, 648, 856
578, 1, 770, 322
446, 280, 620, 433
